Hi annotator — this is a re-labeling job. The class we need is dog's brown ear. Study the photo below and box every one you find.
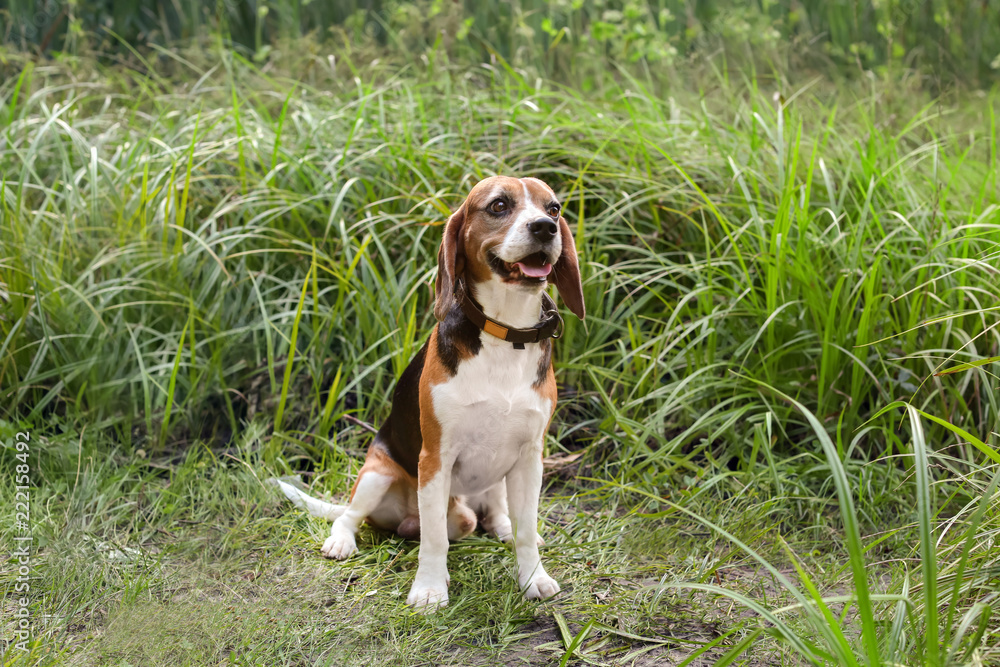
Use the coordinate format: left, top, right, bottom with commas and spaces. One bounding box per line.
433, 204, 467, 321
553, 216, 585, 320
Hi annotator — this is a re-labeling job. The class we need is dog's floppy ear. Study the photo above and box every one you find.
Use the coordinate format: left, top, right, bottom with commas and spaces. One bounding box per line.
433, 203, 467, 321
553, 216, 585, 320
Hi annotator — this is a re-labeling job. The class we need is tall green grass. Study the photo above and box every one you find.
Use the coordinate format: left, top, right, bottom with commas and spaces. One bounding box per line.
1, 40, 998, 662
633, 395, 1000, 665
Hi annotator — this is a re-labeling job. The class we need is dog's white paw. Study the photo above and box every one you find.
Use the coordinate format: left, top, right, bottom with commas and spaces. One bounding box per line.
406, 580, 449, 610
523, 574, 560, 600
483, 512, 513, 543
320, 532, 357, 560
406, 572, 450, 612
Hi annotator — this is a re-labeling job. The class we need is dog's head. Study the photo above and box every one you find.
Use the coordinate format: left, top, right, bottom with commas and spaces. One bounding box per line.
434, 176, 585, 322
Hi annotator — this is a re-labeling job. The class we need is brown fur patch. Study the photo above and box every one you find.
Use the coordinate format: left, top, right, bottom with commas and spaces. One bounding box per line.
552, 215, 585, 319
521, 177, 556, 201
536, 363, 559, 464
535, 363, 558, 420
418, 328, 450, 487
434, 205, 468, 321
349, 445, 413, 502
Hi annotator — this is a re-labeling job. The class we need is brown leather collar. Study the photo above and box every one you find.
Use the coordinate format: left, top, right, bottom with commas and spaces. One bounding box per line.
455, 279, 563, 349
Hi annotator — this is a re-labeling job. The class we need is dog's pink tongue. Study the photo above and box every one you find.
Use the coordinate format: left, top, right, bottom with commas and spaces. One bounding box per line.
516, 262, 552, 277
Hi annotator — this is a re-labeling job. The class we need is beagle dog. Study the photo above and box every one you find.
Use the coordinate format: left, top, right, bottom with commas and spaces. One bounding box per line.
272, 176, 584, 609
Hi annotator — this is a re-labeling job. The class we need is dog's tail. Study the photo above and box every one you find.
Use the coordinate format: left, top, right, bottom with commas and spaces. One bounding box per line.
266, 477, 347, 522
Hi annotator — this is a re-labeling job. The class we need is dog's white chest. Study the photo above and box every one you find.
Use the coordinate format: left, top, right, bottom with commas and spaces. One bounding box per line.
431, 340, 552, 494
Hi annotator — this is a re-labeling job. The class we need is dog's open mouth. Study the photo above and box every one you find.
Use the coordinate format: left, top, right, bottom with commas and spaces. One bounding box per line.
488, 251, 552, 283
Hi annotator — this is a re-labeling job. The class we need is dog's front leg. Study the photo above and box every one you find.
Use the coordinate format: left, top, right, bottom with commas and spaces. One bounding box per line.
406, 454, 452, 609
505, 448, 560, 600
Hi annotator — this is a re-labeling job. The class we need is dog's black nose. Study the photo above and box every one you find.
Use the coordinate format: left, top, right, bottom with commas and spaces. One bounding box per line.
528, 218, 558, 242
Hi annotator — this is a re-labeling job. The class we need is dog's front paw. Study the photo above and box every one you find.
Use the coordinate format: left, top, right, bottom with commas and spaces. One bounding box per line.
523, 574, 560, 600
406, 581, 449, 610
321, 531, 357, 560
489, 521, 544, 546
495, 526, 514, 543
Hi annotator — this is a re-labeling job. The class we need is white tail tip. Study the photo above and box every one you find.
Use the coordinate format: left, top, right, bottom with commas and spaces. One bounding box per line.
266, 477, 347, 521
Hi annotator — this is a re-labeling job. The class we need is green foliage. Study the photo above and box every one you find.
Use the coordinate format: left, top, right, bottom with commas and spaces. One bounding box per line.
2, 0, 1000, 85
0, 26, 998, 666
2, 47, 997, 470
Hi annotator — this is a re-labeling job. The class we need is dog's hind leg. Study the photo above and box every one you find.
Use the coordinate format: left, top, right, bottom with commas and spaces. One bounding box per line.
447, 497, 477, 541
470, 482, 513, 542
470, 480, 545, 545
321, 467, 393, 560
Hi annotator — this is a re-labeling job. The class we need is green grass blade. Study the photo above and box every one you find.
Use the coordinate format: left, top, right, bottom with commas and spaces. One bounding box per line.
943, 469, 1000, 648
273, 250, 315, 435
712, 627, 765, 667
905, 405, 938, 666
738, 378, 881, 665
158, 310, 191, 448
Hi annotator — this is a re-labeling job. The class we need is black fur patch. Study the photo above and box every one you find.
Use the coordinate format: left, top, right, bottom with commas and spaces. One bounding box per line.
533, 338, 553, 387
436, 303, 483, 375
373, 343, 426, 478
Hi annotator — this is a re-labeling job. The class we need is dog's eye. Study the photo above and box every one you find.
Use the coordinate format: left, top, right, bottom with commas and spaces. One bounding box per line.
489, 199, 508, 214
547, 204, 561, 217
